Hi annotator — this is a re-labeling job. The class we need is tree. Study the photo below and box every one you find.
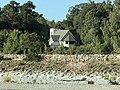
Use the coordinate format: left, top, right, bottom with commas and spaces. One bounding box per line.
0, 1, 20, 29
0, 1, 50, 48
0, 30, 10, 51
19, 32, 42, 55
3, 29, 21, 54
20, 1, 36, 31
20, 32, 42, 61
102, 20, 113, 53
109, 0, 120, 52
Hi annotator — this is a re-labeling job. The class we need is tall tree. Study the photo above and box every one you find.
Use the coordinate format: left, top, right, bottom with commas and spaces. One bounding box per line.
109, 0, 120, 52
0, 1, 20, 29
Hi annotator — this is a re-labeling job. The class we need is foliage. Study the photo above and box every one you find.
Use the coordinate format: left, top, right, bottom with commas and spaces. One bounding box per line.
3, 29, 21, 54
116, 48, 120, 54
32, 79, 36, 84
0, 30, 10, 51
52, 45, 68, 54
0, 1, 49, 46
0, 55, 4, 60
63, 0, 119, 54
2, 29, 42, 60
25, 51, 40, 61
109, 76, 119, 85
20, 32, 42, 61
0, 0, 120, 54
19, 32, 42, 54
3, 73, 11, 82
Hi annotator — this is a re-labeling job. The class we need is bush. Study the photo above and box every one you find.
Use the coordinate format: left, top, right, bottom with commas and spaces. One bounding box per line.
3, 29, 21, 54
2, 30, 42, 61
32, 79, 36, 84
50, 45, 94, 54
44, 44, 50, 54
0, 55, 4, 60
3, 73, 11, 82
116, 48, 120, 54
75, 45, 93, 54
67, 46, 76, 54
109, 76, 119, 85
0, 30, 10, 52
25, 51, 40, 61
52, 45, 68, 54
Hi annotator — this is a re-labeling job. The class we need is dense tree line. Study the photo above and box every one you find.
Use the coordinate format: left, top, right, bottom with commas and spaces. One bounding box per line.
52, 0, 120, 54
0, 0, 120, 59
0, 1, 49, 48
0, 1, 50, 60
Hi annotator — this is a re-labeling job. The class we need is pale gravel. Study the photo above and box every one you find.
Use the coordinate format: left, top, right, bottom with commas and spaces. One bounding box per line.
0, 83, 120, 90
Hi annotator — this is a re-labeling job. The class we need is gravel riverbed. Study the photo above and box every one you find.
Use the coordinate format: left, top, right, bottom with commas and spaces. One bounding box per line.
0, 83, 120, 90
0, 54, 120, 90
0, 71, 119, 85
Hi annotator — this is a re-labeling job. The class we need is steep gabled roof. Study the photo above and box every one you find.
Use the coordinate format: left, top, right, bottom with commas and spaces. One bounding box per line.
54, 30, 69, 41
51, 35, 60, 41
49, 29, 76, 42
63, 32, 76, 41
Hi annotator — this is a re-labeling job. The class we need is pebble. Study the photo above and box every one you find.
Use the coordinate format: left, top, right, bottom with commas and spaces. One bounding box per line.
0, 71, 116, 84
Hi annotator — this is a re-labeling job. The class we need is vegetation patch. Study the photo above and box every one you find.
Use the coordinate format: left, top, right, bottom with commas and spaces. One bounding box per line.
3, 72, 11, 82
0, 0, 120, 55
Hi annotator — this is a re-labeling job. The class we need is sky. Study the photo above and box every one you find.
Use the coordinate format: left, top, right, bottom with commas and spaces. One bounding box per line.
0, 0, 114, 21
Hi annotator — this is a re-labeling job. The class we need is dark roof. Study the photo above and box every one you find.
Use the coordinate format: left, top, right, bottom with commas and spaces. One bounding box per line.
54, 30, 69, 40
63, 33, 76, 41
51, 35, 60, 41
49, 29, 76, 42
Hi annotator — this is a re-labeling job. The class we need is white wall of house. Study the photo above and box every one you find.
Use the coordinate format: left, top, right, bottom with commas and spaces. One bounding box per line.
50, 28, 60, 37
49, 28, 77, 48
63, 41, 69, 47
49, 38, 53, 45
49, 40, 76, 48
49, 28, 59, 48
50, 28, 55, 36
52, 41, 59, 46
59, 41, 63, 46
49, 40, 60, 48
63, 41, 76, 47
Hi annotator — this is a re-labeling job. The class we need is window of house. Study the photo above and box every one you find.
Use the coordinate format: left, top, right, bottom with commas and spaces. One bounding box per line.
69, 41, 74, 44
66, 41, 68, 44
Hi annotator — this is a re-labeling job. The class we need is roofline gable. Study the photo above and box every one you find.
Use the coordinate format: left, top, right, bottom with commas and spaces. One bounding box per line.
60, 31, 76, 41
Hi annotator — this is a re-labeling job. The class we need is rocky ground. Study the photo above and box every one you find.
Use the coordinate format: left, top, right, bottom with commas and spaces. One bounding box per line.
0, 55, 120, 84
1, 83, 120, 90
0, 54, 120, 85
0, 55, 120, 75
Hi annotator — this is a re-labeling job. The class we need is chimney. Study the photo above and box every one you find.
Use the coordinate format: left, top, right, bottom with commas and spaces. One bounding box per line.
50, 28, 57, 37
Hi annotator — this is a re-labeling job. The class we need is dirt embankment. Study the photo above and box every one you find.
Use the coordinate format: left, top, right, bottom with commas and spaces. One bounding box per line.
1, 83, 120, 90
0, 55, 120, 76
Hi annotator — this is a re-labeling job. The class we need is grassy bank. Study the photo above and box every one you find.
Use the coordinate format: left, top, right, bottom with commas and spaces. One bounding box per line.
0, 57, 120, 76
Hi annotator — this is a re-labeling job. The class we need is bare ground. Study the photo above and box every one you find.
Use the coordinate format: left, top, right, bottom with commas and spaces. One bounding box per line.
0, 82, 120, 90
0, 58, 120, 76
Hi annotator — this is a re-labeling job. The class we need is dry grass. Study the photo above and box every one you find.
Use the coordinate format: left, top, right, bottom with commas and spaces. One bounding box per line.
3, 72, 11, 82
0, 58, 120, 75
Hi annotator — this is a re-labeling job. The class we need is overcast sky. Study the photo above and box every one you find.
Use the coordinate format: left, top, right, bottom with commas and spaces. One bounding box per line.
0, 0, 114, 21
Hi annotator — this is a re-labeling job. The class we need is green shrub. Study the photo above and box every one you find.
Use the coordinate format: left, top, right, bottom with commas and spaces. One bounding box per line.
3, 73, 11, 82
44, 44, 50, 54
25, 52, 40, 61
109, 76, 119, 85
0, 30, 10, 52
3, 29, 21, 54
0, 55, 4, 60
32, 79, 36, 84
52, 45, 68, 54
67, 46, 76, 54
116, 48, 120, 54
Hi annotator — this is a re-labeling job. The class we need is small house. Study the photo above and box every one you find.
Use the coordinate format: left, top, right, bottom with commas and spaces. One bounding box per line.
48, 28, 77, 48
